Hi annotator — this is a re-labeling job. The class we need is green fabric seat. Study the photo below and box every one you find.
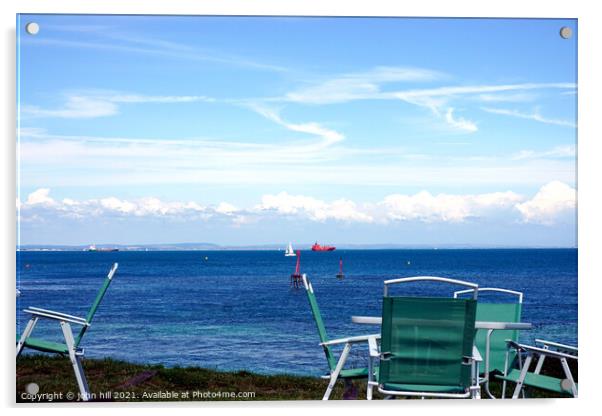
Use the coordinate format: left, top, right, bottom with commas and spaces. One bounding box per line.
17, 263, 119, 402
474, 302, 522, 374
382, 382, 466, 393
495, 368, 577, 394
23, 337, 69, 354
339, 366, 379, 379
302, 274, 377, 399
377, 296, 477, 397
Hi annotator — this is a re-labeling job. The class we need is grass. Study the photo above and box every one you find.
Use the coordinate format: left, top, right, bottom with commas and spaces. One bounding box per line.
16, 354, 576, 402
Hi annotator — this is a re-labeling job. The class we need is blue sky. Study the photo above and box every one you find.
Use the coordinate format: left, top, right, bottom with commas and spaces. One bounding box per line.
17, 15, 577, 246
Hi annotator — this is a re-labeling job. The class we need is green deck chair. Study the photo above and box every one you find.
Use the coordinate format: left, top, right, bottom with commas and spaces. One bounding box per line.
367, 276, 481, 399
301, 274, 380, 400
496, 339, 578, 398
16, 263, 119, 401
454, 287, 523, 398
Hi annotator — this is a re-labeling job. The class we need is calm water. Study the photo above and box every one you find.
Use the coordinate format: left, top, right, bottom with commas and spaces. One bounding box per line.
16, 249, 577, 376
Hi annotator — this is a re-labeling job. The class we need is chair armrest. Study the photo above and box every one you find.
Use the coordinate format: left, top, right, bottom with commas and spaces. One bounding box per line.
472, 345, 483, 362
506, 340, 578, 360
24, 307, 89, 326
535, 339, 578, 353
504, 339, 521, 351
368, 336, 379, 358
320, 333, 381, 347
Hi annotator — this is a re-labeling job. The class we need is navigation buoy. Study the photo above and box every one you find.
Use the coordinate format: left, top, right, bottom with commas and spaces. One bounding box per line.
290, 250, 302, 288
336, 257, 345, 279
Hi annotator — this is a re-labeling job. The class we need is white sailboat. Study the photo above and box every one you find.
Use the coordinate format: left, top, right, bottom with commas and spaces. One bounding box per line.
285, 242, 296, 256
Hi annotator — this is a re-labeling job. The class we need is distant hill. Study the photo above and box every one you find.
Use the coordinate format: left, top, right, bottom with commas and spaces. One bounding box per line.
16, 242, 575, 251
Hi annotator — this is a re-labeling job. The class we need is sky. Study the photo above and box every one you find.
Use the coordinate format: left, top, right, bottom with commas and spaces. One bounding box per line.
16, 15, 577, 247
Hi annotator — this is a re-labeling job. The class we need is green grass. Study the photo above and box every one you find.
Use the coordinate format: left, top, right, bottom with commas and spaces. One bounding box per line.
16, 354, 576, 402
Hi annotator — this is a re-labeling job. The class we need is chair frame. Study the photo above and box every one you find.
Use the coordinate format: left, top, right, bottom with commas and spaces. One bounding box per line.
301, 273, 380, 400
16, 263, 118, 401
454, 287, 524, 398
501, 339, 578, 398
368, 276, 482, 400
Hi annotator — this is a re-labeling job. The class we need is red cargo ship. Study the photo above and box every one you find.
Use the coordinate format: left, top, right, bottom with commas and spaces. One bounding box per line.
311, 242, 336, 251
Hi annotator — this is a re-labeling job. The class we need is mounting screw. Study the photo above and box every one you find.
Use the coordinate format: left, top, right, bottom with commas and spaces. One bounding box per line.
559, 27, 572, 39
25, 22, 40, 35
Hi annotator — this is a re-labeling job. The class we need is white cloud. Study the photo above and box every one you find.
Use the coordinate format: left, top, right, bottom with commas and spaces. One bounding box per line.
19, 183, 576, 227
257, 192, 373, 223
215, 202, 238, 215
285, 66, 444, 105
481, 107, 576, 128
249, 105, 344, 146
380, 190, 522, 223
391, 83, 575, 103
17, 131, 577, 189
103, 93, 214, 104
22, 96, 118, 119
512, 145, 576, 160
21, 189, 211, 219
99, 197, 137, 214
515, 181, 576, 225
28, 34, 287, 73
444, 108, 478, 133
477, 92, 537, 103
26, 188, 55, 205
21, 91, 214, 119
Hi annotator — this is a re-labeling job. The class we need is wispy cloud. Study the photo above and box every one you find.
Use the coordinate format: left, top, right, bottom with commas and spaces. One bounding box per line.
22, 96, 118, 119
283, 69, 575, 134
481, 107, 576, 128
284, 66, 445, 105
476, 92, 538, 103
444, 108, 478, 133
21, 91, 214, 119
512, 145, 576, 160
18, 128, 576, 189
24, 33, 288, 73
248, 105, 344, 147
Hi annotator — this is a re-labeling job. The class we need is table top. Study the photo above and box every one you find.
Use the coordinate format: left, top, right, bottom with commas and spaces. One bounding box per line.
351, 315, 532, 330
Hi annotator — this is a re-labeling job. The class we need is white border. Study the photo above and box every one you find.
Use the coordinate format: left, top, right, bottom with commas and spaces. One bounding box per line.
3, 1, 600, 415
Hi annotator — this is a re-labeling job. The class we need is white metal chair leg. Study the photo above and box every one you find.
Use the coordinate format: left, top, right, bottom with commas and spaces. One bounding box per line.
511, 354, 533, 399
534, 354, 546, 374
61, 321, 91, 401
16, 317, 39, 357
323, 343, 351, 400
559, 357, 578, 397
366, 358, 374, 400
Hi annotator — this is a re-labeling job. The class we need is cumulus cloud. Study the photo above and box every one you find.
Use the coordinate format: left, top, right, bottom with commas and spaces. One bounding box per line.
20, 189, 213, 220
515, 181, 576, 225
380, 190, 522, 222
26, 188, 55, 205
18, 183, 576, 226
215, 202, 238, 215
257, 192, 373, 223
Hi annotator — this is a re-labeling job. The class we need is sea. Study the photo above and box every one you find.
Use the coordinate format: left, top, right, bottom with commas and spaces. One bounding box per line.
16, 249, 577, 377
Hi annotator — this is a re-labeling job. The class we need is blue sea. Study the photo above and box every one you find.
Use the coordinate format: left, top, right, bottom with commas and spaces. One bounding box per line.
16, 249, 577, 376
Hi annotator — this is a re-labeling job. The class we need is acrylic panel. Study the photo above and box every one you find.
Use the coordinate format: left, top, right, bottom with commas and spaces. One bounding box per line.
16, 14, 577, 402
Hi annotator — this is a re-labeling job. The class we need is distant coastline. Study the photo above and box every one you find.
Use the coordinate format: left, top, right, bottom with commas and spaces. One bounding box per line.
16, 243, 578, 252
